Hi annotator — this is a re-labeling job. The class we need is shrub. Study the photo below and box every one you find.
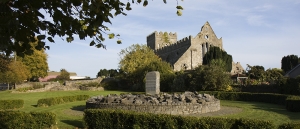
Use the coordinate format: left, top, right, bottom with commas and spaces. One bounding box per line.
0, 99, 24, 110
37, 95, 89, 107
101, 79, 119, 90
285, 96, 300, 112
0, 111, 56, 129
84, 109, 275, 129
279, 123, 300, 129
198, 91, 300, 112
32, 83, 45, 89
15, 87, 34, 92
80, 82, 100, 87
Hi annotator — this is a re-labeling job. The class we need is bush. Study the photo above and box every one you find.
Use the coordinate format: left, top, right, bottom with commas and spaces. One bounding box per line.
15, 87, 34, 92
285, 96, 300, 112
80, 82, 100, 87
101, 79, 119, 90
279, 123, 300, 129
0, 99, 24, 110
84, 109, 275, 129
0, 111, 56, 129
198, 91, 300, 112
32, 83, 45, 89
37, 95, 89, 107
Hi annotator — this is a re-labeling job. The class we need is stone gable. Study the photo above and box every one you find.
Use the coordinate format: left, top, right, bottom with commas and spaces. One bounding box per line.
147, 21, 244, 74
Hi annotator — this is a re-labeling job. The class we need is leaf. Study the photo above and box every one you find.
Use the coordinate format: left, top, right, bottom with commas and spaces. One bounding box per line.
117, 40, 122, 44
163, 0, 167, 4
126, 2, 132, 10
137, 0, 142, 3
47, 37, 55, 43
108, 33, 115, 39
45, 46, 50, 50
37, 35, 46, 40
176, 9, 182, 16
176, 6, 184, 10
143, 0, 148, 7
90, 41, 96, 46
66, 37, 74, 42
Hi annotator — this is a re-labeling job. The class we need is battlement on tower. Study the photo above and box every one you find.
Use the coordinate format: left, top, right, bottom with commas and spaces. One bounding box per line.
155, 36, 192, 55
147, 31, 178, 50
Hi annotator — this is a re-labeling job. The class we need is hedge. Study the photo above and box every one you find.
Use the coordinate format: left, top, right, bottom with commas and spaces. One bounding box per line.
286, 96, 300, 112
198, 91, 300, 112
84, 109, 275, 129
0, 111, 56, 129
37, 95, 90, 107
0, 99, 24, 110
278, 123, 300, 129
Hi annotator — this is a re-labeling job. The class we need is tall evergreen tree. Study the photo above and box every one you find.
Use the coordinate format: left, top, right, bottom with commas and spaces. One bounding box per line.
281, 55, 299, 73
203, 46, 232, 72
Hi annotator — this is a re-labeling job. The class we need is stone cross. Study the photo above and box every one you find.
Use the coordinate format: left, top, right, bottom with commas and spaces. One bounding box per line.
145, 71, 160, 95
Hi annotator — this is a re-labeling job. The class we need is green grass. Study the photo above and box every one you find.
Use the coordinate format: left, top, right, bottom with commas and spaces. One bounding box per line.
0, 90, 128, 128
219, 100, 300, 127
0, 90, 300, 128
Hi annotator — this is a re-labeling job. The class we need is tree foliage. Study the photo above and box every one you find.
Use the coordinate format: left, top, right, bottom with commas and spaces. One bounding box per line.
18, 40, 48, 81
0, 59, 30, 89
56, 69, 70, 81
281, 55, 299, 73
203, 46, 232, 72
265, 68, 285, 85
0, 54, 10, 73
97, 69, 118, 78
0, 0, 183, 56
190, 65, 231, 91
246, 65, 265, 81
118, 44, 174, 91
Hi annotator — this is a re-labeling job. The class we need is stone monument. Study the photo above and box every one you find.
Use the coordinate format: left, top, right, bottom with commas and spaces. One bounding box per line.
145, 71, 160, 95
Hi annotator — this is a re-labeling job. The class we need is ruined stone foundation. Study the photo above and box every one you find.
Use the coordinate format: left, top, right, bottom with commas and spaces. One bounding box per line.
86, 91, 220, 115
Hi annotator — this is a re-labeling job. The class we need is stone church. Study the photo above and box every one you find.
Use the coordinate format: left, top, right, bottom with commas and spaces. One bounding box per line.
147, 21, 244, 75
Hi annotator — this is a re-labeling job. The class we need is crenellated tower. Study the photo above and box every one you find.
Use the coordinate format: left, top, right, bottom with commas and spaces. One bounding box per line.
147, 31, 177, 50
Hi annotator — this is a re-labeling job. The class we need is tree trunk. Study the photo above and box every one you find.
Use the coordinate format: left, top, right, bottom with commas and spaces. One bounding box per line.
7, 83, 9, 90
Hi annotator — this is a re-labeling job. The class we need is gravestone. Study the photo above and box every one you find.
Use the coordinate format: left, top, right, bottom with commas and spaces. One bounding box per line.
145, 71, 160, 95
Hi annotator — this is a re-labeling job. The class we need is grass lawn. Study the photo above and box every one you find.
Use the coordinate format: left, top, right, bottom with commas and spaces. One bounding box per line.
219, 100, 300, 127
0, 90, 128, 128
1, 90, 300, 128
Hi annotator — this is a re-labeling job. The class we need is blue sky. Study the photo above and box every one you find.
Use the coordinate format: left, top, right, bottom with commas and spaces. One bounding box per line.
46, 0, 300, 78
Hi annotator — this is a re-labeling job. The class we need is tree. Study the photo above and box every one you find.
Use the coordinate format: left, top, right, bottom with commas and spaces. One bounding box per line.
18, 40, 49, 81
281, 55, 299, 73
0, 0, 184, 56
56, 69, 70, 81
190, 65, 231, 91
0, 60, 30, 89
119, 44, 174, 91
265, 68, 285, 85
203, 46, 232, 72
0, 54, 10, 73
97, 69, 119, 78
246, 65, 265, 83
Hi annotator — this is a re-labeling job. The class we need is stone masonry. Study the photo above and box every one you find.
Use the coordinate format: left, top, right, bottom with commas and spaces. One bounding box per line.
147, 21, 244, 74
86, 91, 220, 115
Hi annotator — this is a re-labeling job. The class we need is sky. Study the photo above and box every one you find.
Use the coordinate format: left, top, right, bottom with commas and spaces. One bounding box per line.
46, 0, 300, 78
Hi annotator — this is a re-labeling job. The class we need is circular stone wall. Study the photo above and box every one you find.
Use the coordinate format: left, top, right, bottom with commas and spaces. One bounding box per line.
86, 91, 220, 115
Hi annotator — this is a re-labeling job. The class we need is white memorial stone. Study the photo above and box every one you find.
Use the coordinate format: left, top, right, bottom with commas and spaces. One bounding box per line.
145, 71, 160, 95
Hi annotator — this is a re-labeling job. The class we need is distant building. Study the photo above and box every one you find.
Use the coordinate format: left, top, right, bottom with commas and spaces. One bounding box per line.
38, 71, 77, 82
147, 21, 245, 75
285, 64, 300, 78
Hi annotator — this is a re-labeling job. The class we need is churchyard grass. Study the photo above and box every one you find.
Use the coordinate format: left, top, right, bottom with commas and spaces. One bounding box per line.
0, 90, 300, 128
219, 100, 300, 127
0, 90, 128, 128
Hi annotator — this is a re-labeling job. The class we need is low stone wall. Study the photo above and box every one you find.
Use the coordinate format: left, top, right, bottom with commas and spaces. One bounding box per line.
15, 82, 60, 89
65, 77, 103, 86
86, 92, 220, 115
87, 100, 220, 115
